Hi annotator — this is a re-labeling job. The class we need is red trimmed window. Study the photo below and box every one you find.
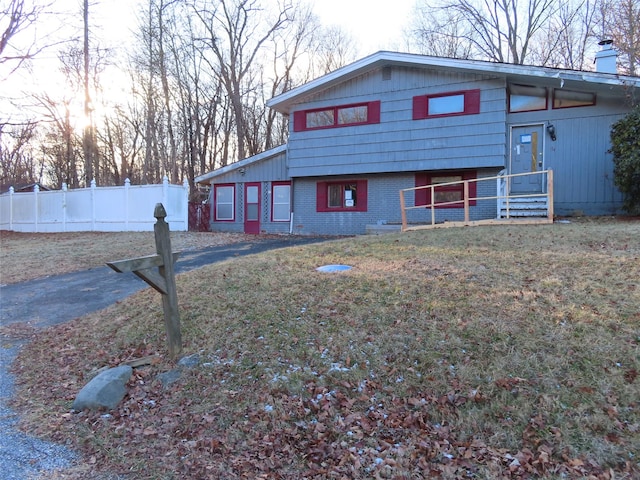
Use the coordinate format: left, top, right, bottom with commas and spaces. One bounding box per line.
271, 181, 291, 222
413, 89, 480, 120
214, 184, 235, 221
294, 101, 380, 132
552, 89, 596, 109
316, 180, 368, 212
415, 171, 477, 208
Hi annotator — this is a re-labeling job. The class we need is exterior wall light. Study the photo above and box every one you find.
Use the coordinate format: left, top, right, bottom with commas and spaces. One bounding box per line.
547, 123, 557, 141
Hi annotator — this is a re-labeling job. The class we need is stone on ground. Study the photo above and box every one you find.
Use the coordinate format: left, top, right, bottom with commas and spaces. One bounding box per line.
72, 365, 133, 411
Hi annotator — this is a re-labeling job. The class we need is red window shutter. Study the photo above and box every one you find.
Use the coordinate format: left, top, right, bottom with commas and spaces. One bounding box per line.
413, 95, 428, 120
368, 101, 381, 124
316, 182, 328, 212
293, 111, 306, 132
415, 173, 428, 206
356, 180, 368, 211
465, 89, 481, 114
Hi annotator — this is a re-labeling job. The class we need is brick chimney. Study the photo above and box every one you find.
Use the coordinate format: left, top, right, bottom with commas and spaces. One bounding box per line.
595, 39, 618, 74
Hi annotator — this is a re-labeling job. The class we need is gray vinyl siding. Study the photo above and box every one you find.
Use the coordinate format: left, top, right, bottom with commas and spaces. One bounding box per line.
207, 151, 288, 184
291, 169, 501, 235
206, 151, 292, 233
507, 93, 629, 215
287, 67, 507, 178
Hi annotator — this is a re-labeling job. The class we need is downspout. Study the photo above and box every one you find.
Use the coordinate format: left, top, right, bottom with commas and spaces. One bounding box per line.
289, 178, 294, 235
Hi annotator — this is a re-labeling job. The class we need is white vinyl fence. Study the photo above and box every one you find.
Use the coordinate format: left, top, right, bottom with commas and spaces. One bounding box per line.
0, 177, 189, 232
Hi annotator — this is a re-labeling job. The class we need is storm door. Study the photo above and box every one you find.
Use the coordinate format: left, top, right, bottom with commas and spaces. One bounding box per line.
509, 125, 544, 194
244, 183, 261, 234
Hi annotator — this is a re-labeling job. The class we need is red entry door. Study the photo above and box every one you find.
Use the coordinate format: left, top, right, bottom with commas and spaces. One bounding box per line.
244, 183, 261, 234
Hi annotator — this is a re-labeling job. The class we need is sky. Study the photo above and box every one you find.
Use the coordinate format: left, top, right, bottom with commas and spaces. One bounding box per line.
86, 0, 416, 55
1, 0, 416, 123
311, 0, 415, 54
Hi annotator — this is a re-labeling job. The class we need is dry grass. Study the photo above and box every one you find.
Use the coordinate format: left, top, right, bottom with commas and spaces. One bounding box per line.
0, 230, 251, 284
5, 218, 640, 479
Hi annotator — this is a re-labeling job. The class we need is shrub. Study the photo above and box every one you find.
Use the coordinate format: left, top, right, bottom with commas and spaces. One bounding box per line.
610, 106, 640, 214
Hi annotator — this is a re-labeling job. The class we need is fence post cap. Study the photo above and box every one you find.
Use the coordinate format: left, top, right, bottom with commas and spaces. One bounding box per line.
154, 203, 167, 219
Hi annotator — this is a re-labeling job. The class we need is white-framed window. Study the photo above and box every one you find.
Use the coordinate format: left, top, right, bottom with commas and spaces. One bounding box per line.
214, 184, 235, 221
271, 182, 291, 222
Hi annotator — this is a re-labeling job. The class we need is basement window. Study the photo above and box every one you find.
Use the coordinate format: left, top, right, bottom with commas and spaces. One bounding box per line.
553, 89, 596, 109
316, 180, 368, 212
415, 171, 477, 208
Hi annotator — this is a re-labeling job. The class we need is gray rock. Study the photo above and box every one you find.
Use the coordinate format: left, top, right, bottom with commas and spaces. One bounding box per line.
157, 369, 182, 388
72, 365, 133, 411
178, 353, 200, 368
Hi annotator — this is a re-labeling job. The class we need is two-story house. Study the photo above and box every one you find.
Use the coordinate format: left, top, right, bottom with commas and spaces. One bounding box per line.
195, 48, 640, 235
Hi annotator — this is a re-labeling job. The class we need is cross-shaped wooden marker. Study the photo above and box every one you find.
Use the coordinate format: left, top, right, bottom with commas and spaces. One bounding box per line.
107, 203, 182, 359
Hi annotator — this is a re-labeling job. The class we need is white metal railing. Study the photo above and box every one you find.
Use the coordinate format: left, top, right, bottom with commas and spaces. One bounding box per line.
399, 170, 554, 231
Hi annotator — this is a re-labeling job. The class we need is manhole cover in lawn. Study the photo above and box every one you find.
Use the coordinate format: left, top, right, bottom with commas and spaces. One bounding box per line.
316, 264, 352, 272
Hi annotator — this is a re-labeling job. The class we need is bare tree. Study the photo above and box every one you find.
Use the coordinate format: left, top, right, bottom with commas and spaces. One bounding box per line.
82, 0, 96, 185
311, 25, 359, 75
408, 3, 475, 58
0, 122, 40, 188
192, 0, 294, 162
34, 92, 82, 188
410, 0, 559, 64
1, 0, 46, 77
601, 0, 640, 75
528, 0, 599, 69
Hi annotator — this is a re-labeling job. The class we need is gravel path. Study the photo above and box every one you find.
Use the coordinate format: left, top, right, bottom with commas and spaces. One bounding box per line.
0, 235, 332, 479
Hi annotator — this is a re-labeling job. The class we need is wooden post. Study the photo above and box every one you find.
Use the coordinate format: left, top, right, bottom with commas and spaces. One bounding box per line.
547, 169, 554, 222
463, 181, 470, 224
154, 203, 182, 359
400, 189, 407, 231
430, 186, 435, 226
107, 203, 183, 359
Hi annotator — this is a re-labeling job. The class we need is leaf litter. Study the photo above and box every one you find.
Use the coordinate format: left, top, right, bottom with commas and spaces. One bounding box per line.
5, 219, 640, 479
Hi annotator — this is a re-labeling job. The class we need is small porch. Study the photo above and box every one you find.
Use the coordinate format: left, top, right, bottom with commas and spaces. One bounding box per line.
399, 170, 554, 231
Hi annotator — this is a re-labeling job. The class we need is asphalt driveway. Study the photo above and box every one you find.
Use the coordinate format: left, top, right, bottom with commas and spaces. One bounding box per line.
0, 235, 334, 479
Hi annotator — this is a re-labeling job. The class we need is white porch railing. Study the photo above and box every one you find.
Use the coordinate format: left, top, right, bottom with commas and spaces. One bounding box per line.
0, 176, 190, 232
399, 170, 554, 231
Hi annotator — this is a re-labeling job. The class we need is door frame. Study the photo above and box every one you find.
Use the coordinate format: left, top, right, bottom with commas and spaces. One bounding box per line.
244, 182, 261, 234
508, 122, 547, 194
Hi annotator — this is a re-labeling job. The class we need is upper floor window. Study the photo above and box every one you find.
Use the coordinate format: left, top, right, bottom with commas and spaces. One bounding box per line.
552, 89, 596, 109
413, 89, 481, 120
293, 101, 381, 132
509, 84, 547, 112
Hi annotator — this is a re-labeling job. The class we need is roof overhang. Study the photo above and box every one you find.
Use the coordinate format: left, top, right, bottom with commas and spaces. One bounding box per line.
195, 144, 287, 184
267, 51, 640, 114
